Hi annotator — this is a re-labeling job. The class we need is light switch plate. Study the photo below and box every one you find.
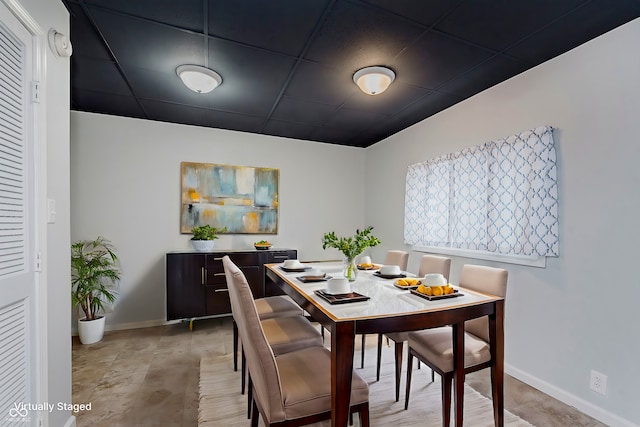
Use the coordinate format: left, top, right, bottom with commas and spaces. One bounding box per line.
47, 198, 56, 223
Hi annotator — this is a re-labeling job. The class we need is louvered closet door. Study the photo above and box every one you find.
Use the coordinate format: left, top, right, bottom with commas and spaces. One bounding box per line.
0, 3, 37, 425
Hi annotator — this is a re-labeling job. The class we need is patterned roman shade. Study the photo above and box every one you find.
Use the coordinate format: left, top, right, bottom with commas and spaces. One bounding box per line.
404, 126, 558, 257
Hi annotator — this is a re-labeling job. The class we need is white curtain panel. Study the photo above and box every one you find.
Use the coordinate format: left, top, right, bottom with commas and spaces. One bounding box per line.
404, 126, 558, 257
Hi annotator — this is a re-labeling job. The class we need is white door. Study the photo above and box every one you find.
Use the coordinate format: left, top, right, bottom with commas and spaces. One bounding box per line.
0, 3, 40, 426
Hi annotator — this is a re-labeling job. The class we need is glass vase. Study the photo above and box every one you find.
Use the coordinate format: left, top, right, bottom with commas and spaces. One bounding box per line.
343, 257, 358, 281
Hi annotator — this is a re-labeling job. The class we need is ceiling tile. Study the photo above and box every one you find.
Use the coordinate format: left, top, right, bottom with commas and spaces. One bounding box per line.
270, 97, 338, 126
433, 0, 585, 52
72, 90, 146, 118
84, 0, 205, 32
342, 81, 431, 115
120, 65, 211, 108
90, 9, 206, 70
438, 55, 530, 101
304, 0, 424, 71
505, 0, 640, 65
284, 60, 357, 105
141, 100, 209, 127
208, 0, 330, 56
71, 58, 132, 96
67, 3, 112, 61
392, 31, 493, 89
205, 111, 266, 133
360, 0, 458, 28
263, 119, 317, 141
205, 39, 297, 116
323, 108, 390, 133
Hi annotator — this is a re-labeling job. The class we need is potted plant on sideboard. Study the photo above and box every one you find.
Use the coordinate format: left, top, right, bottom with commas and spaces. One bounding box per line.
71, 236, 120, 344
191, 224, 227, 251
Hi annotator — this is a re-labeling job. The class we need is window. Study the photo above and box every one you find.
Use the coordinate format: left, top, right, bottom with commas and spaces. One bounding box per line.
404, 126, 558, 260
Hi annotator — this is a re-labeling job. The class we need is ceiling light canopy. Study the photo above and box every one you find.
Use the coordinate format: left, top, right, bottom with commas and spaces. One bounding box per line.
353, 66, 395, 95
176, 65, 222, 93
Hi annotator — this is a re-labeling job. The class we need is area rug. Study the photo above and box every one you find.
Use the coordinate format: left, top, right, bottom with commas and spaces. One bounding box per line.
199, 345, 535, 427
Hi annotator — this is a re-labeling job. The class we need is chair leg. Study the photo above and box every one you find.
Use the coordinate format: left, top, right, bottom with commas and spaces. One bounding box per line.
360, 334, 366, 369
250, 399, 259, 427
359, 402, 371, 427
394, 341, 403, 402
233, 320, 239, 372
404, 351, 414, 410
247, 374, 253, 419
442, 372, 452, 427
241, 348, 246, 394
376, 333, 383, 381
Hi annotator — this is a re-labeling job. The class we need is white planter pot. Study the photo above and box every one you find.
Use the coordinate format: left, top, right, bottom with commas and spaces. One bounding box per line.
191, 240, 215, 251
78, 316, 106, 344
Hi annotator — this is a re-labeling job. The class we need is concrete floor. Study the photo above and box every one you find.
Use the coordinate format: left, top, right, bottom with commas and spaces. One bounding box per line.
72, 317, 607, 427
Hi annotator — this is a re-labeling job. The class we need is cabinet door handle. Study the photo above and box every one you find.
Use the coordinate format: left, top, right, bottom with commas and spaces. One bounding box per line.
214, 272, 225, 277
213, 257, 224, 261
273, 255, 288, 260
201, 267, 205, 285
214, 288, 229, 293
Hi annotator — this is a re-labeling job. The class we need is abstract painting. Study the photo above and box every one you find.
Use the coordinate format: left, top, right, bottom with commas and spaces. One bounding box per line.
181, 162, 279, 234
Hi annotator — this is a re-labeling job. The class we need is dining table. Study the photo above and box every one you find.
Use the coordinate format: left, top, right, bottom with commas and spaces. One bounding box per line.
265, 261, 505, 427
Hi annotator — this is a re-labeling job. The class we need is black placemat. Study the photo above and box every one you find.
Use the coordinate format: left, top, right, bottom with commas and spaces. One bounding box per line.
314, 289, 370, 304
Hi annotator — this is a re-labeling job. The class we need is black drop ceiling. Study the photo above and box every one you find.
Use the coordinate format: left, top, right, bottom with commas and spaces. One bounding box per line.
64, 0, 640, 148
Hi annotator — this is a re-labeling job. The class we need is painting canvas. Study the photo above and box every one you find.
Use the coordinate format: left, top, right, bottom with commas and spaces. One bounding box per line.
181, 162, 279, 234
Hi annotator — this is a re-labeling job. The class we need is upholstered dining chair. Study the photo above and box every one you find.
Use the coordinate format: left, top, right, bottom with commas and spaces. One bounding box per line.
359, 250, 409, 369
375, 254, 451, 401
404, 264, 508, 427
223, 256, 370, 427
222, 257, 324, 417
233, 294, 303, 394
233, 296, 302, 370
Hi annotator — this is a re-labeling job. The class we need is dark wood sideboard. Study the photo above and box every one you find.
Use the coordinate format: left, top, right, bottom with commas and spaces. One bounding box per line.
166, 249, 297, 323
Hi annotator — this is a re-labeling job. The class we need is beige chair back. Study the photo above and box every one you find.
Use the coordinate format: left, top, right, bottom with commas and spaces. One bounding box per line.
459, 264, 508, 342
384, 250, 409, 271
222, 256, 286, 423
417, 254, 451, 281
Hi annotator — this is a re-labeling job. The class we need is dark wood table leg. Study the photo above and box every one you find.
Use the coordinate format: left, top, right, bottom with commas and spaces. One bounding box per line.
452, 322, 465, 427
331, 321, 355, 427
490, 300, 505, 427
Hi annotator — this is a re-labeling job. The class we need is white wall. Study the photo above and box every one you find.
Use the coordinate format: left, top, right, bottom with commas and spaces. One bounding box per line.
16, 0, 73, 425
70, 114, 366, 327
366, 18, 640, 427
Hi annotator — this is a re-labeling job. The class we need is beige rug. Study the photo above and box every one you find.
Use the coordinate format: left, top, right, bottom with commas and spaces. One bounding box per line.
199, 345, 534, 427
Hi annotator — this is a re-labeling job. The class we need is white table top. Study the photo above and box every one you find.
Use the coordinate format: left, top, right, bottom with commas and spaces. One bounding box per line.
270, 261, 499, 322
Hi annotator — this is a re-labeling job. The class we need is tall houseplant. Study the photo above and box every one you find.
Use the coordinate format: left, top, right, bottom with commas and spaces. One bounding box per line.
191, 224, 227, 251
322, 226, 381, 280
71, 236, 120, 344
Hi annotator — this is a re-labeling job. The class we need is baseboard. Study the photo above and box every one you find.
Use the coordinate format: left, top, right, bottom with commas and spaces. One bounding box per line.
71, 319, 181, 336
63, 415, 76, 427
104, 319, 181, 332
505, 363, 638, 427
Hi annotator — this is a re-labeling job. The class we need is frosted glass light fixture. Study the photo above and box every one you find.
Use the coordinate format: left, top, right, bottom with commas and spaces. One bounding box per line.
176, 65, 222, 93
353, 66, 395, 95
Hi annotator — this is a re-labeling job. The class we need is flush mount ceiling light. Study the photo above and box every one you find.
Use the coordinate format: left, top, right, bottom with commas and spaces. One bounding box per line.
176, 65, 222, 94
353, 66, 395, 95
